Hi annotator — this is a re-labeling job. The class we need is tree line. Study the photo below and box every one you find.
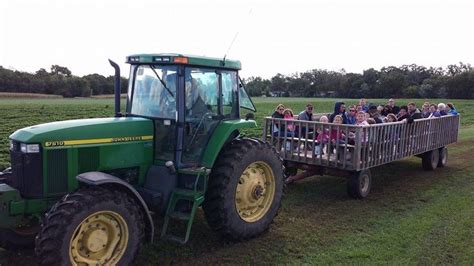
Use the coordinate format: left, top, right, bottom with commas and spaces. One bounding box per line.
0, 65, 127, 97
0, 63, 472, 99
244, 62, 473, 99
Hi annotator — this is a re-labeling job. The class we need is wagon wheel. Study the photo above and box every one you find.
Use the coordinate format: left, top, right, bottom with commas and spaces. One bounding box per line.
347, 169, 372, 199
422, 149, 439, 171
438, 147, 448, 167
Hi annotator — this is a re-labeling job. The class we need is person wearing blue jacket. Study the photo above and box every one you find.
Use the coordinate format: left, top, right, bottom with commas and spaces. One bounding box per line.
329, 102, 349, 124
447, 103, 459, 115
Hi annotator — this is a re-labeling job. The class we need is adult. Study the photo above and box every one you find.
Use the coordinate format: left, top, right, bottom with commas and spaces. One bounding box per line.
447, 103, 458, 115
329, 102, 348, 124
347, 105, 357, 125
367, 105, 383, 123
359, 98, 369, 112
271, 104, 285, 136
407, 102, 422, 120
377, 105, 386, 120
421, 102, 431, 118
428, 104, 441, 118
297, 103, 314, 121
387, 98, 400, 114
272, 104, 285, 118
397, 106, 410, 121
438, 103, 448, 116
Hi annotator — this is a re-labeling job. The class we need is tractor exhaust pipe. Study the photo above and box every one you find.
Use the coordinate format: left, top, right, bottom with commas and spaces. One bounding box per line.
108, 59, 122, 117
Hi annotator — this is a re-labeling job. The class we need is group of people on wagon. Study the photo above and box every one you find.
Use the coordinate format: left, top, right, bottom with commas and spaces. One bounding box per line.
272, 98, 459, 136
272, 99, 458, 184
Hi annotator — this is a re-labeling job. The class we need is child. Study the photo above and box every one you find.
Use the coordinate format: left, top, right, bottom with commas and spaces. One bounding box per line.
283, 108, 296, 136
315, 116, 330, 155
319, 115, 329, 123
386, 113, 397, 123
356, 111, 369, 126
331, 115, 348, 161
349, 111, 369, 143
282, 108, 296, 151
366, 118, 376, 125
364, 112, 371, 121
330, 115, 346, 144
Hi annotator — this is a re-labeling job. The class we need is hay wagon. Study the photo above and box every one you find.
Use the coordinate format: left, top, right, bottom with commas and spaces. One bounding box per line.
262, 115, 460, 198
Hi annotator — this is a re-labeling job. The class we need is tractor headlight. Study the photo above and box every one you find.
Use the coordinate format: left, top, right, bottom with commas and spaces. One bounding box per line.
9, 140, 13, 150
20, 143, 40, 153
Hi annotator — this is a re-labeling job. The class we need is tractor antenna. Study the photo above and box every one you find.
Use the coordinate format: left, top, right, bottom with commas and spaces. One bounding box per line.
223, 8, 253, 63
223, 32, 239, 63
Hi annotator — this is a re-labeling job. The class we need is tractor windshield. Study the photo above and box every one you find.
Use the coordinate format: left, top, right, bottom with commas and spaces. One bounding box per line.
130, 65, 177, 119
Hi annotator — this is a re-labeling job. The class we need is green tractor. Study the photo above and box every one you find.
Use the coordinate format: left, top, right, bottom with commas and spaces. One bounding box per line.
0, 54, 283, 265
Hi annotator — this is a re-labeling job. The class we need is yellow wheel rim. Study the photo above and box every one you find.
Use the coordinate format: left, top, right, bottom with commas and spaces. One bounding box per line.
69, 211, 129, 266
235, 161, 276, 222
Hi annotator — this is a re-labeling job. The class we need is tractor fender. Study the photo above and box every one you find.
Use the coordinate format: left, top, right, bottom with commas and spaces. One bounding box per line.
76, 171, 154, 243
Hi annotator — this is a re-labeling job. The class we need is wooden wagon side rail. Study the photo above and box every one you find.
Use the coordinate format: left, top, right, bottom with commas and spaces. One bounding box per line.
262, 115, 460, 171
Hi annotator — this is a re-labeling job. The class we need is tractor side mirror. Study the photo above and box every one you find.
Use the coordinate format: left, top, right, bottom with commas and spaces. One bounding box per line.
245, 113, 255, 121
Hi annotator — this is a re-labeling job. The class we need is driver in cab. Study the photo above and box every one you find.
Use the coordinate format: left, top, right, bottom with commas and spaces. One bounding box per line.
185, 77, 211, 117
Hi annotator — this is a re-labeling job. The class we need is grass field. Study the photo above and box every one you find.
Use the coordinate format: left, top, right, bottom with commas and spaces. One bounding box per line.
0, 97, 473, 264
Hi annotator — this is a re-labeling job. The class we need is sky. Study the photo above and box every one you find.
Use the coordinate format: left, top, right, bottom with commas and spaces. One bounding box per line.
0, 0, 473, 79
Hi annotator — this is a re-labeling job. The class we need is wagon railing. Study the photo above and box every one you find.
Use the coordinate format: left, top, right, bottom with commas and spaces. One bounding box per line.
262, 115, 460, 171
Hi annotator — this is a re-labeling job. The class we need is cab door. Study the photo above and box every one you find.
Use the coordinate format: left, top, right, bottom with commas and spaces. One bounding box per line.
181, 68, 238, 166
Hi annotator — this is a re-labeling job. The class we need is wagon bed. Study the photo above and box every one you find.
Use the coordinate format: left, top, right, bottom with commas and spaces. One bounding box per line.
263, 115, 459, 172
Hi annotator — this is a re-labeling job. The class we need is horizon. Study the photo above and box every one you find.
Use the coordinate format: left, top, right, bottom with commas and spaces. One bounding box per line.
0, 61, 470, 79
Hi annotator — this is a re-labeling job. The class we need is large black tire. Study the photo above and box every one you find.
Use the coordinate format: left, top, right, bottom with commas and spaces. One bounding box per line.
438, 147, 448, 167
347, 169, 372, 199
422, 149, 439, 171
35, 186, 145, 266
203, 138, 283, 240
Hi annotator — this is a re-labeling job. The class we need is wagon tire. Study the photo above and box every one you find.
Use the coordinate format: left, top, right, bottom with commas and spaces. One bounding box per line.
203, 138, 283, 240
438, 147, 448, 167
347, 169, 372, 199
35, 186, 144, 266
422, 149, 439, 171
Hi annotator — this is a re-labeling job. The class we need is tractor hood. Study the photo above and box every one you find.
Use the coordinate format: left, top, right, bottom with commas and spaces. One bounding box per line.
9, 117, 154, 146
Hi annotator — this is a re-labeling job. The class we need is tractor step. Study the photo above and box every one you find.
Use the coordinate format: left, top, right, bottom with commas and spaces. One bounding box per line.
172, 188, 205, 200
161, 169, 209, 244
162, 234, 187, 245
168, 211, 191, 221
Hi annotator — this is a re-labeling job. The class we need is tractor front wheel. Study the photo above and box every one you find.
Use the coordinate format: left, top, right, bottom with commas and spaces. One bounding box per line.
203, 138, 283, 240
35, 186, 144, 266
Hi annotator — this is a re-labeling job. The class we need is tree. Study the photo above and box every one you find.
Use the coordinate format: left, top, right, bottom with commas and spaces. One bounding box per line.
243, 77, 270, 97
50, 65, 72, 77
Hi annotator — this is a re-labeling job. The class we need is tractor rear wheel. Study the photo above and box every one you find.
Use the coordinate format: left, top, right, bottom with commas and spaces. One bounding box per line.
422, 149, 439, 171
35, 186, 144, 266
203, 138, 283, 240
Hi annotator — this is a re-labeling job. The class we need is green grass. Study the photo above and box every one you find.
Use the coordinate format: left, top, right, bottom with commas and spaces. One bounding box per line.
0, 97, 473, 264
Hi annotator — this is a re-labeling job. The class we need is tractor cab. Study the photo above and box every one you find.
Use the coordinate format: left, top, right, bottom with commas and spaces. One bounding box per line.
124, 54, 256, 168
